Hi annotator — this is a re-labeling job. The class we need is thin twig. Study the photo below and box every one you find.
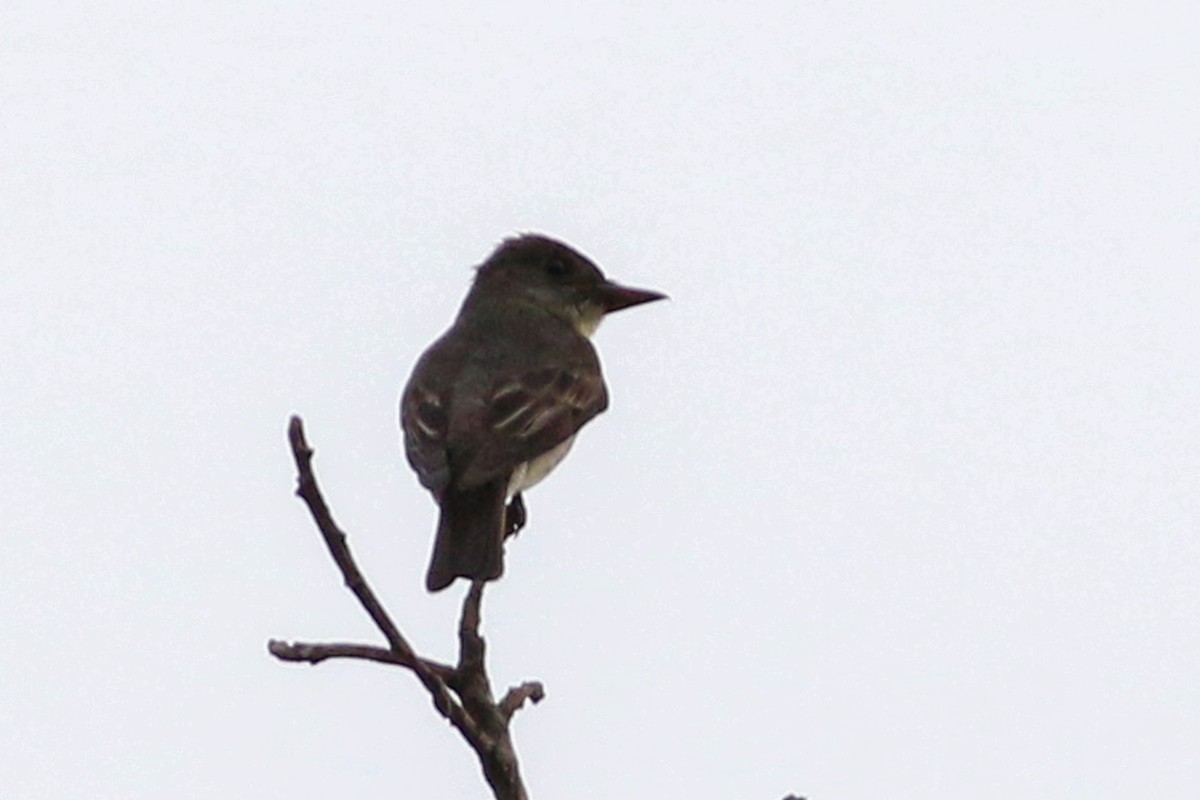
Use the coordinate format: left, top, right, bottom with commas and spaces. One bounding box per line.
282, 417, 478, 743
272, 416, 537, 800
499, 682, 546, 721
286, 417, 416, 659
267, 640, 456, 679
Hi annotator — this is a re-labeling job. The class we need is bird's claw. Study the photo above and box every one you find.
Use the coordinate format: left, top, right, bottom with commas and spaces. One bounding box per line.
504, 493, 527, 538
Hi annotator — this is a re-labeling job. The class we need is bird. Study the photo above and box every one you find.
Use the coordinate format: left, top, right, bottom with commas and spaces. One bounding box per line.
400, 234, 666, 591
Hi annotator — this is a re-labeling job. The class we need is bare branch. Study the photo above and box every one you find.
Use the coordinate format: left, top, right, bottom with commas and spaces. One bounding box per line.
267, 639, 455, 679
499, 682, 546, 721
269, 639, 410, 666
458, 579, 486, 674
285, 417, 416, 659
271, 416, 539, 800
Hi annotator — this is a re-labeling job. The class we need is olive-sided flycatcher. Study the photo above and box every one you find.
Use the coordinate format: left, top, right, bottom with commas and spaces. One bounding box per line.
401, 235, 665, 591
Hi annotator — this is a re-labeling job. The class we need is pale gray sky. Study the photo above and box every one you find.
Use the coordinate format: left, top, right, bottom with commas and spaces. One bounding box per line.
2, 3, 1197, 798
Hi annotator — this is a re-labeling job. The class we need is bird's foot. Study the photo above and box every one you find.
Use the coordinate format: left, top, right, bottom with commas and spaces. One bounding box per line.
504, 493, 527, 538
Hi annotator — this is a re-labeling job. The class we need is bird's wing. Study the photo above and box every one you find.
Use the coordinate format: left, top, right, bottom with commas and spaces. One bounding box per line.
454, 361, 608, 490
401, 379, 453, 497
403, 308, 611, 495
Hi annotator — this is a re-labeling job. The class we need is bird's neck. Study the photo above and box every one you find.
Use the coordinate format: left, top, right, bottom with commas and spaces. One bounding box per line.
567, 304, 605, 339
460, 292, 604, 339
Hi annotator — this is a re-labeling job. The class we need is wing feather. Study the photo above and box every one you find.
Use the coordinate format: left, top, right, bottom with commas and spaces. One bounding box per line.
456, 364, 607, 489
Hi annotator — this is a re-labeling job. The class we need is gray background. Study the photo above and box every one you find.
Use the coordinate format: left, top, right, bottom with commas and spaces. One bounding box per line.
3, 3, 1196, 798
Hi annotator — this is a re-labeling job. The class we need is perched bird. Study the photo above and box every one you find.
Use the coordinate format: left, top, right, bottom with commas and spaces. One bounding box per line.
401, 234, 665, 591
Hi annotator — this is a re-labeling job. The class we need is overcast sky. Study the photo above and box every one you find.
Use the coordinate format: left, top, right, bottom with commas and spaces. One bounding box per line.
3, 3, 1197, 798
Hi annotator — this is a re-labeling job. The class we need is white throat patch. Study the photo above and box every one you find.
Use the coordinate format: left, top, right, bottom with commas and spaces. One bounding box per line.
572, 304, 605, 339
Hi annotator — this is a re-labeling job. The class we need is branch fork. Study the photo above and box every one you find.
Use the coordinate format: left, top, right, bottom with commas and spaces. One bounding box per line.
269, 416, 539, 800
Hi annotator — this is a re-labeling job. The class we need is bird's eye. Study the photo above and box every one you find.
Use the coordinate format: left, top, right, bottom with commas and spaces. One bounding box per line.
544, 258, 568, 279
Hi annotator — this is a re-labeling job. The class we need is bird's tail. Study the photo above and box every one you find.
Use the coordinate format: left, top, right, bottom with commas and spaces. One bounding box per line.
426, 479, 507, 592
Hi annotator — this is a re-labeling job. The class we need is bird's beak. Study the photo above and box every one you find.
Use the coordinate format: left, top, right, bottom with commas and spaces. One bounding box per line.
597, 281, 668, 313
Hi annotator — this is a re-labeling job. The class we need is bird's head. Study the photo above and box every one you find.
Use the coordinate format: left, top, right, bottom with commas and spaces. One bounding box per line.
469, 234, 666, 337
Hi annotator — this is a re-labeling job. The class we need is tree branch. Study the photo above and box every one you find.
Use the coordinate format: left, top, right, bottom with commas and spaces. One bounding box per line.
267, 639, 456, 679
285, 416, 416, 659
271, 415, 537, 799
499, 682, 546, 722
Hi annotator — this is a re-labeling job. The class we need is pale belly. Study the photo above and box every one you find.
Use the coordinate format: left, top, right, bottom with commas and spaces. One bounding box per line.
506, 436, 576, 497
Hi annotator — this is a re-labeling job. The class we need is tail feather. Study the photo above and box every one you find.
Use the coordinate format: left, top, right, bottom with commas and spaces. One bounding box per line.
426, 479, 507, 592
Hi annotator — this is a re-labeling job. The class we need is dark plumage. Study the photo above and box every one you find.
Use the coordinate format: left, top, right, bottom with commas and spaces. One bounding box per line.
400, 235, 665, 591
